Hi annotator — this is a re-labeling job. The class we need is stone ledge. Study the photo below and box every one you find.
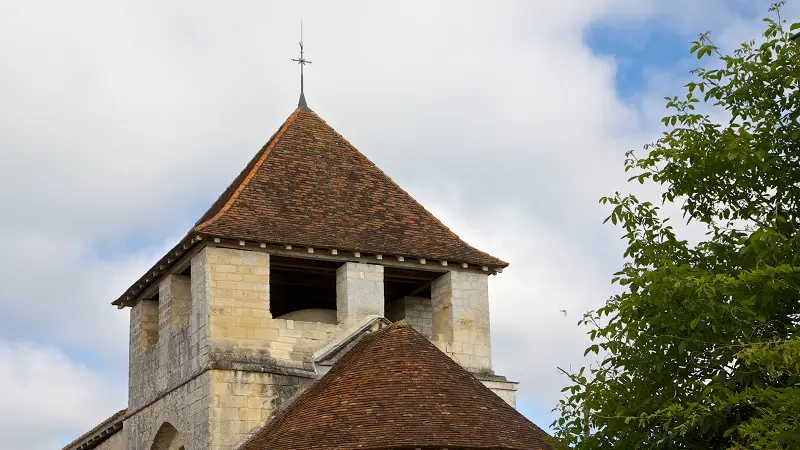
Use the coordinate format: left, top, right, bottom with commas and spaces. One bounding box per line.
474, 373, 519, 408
312, 315, 391, 375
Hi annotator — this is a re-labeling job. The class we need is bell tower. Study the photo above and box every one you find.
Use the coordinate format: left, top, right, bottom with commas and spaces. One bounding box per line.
118, 96, 515, 450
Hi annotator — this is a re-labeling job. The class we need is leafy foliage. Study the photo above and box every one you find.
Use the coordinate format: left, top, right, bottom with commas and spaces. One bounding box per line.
554, 4, 800, 448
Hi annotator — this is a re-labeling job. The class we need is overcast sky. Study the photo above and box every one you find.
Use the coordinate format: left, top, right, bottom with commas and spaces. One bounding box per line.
1, 1, 798, 449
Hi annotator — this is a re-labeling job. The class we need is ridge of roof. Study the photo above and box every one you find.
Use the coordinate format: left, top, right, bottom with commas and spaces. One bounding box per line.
62, 409, 126, 450
237, 322, 554, 450
194, 108, 301, 229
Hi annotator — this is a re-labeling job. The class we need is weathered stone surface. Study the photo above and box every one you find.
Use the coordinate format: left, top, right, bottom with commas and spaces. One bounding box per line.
208, 369, 313, 450
336, 262, 384, 323
160, 274, 190, 334
124, 246, 513, 450
386, 296, 433, 339
431, 270, 492, 373
127, 247, 341, 450
475, 374, 520, 408
95, 429, 125, 450
125, 371, 212, 450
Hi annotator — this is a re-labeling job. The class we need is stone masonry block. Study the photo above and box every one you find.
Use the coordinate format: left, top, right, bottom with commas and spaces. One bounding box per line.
336, 262, 384, 323
431, 270, 492, 373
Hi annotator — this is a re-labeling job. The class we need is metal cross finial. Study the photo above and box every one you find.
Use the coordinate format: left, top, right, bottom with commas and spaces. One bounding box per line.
291, 20, 312, 109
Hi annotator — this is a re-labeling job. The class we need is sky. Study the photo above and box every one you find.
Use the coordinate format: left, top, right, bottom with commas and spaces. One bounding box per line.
0, 1, 798, 449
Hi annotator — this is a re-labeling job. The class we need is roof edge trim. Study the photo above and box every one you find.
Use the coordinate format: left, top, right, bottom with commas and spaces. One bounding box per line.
195, 108, 300, 232
61, 409, 126, 450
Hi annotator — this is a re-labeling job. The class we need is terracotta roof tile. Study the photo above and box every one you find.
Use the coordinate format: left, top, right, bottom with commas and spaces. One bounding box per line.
113, 105, 505, 306
238, 322, 554, 450
195, 107, 506, 267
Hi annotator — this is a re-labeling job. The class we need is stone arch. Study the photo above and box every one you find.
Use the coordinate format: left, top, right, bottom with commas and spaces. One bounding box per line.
149, 422, 186, 450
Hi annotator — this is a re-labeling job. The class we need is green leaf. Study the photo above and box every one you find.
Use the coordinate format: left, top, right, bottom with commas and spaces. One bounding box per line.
557, 8, 800, 448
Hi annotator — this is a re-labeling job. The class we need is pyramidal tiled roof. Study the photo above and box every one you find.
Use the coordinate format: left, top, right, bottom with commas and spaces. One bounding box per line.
113, 105, 505, 306
195, 107, 505, 266
238, 322, 555, 450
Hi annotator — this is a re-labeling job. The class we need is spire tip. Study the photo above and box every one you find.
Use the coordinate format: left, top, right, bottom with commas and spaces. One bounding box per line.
291, 20, 312, 111
298, 92, 311, 111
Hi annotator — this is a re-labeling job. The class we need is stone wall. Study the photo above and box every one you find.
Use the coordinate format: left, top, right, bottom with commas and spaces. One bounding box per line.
124, 369, 312, 450
204, 247, 339, 369
139, 299, 159, 350
336, 262, 384, 323
205, 248, 270, 345
477, 375, 519, 408
127, 247, 344, 450
161, 274, 190, 334
157, 275, 193, 397
128, 251, 212, 411
126, 245, 505, 450
129, 300, 159, 410
94, 429, 125, 450
208, 370, 313, 450
385, 296, 433, 339
124, 371, 212, 450
431, 270, 492, 373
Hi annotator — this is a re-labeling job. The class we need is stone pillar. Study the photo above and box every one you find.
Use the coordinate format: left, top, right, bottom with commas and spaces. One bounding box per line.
128, 298, 159, 411
204, 247, 271, 344
157, 274, 192, 392
159, 274, 191, 334
431, 270, 492, 373
336, 262, 384, 323
139, 299, 160, 351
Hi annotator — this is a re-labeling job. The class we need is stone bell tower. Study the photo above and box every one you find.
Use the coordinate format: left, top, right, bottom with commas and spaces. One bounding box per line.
113, 95, 515, 450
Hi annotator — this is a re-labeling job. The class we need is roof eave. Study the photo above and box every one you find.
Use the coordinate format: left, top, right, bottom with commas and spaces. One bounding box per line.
61, 409, 126, 450
111, 233, 203, 308
112, 233, 507, 308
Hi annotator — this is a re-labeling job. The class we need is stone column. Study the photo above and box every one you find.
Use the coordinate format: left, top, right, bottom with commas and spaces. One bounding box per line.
128, 298, 159, 410
159, 274, 191, 334
138, 299, 160, 351
336, 262, 384, 323
157, 274, 192, 392
431, 270, 492, 373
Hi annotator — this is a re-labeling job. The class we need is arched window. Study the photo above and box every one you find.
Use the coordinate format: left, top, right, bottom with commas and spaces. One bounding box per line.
149, 422, 185, 450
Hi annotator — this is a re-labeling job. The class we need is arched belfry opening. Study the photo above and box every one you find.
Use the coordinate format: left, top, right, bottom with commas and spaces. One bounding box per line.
150, 422, 185, 450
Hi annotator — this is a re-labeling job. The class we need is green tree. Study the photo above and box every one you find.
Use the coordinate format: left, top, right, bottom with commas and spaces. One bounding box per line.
554, 4, 800, 449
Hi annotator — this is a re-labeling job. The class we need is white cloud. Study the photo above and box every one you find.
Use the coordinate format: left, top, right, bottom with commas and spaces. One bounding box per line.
0, 341, 124, 450
0, 0, 793, 445
0, 229, 175, 357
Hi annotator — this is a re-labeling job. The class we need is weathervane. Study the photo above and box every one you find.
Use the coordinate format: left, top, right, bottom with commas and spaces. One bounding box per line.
291, 20, 312, 109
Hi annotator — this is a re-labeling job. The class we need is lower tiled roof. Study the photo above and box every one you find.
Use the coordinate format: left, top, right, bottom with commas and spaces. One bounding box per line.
62, 408, 126, 450
238, 322, 554, 450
